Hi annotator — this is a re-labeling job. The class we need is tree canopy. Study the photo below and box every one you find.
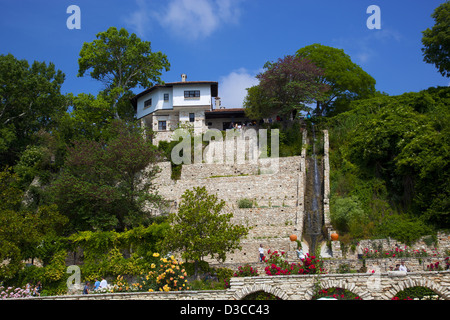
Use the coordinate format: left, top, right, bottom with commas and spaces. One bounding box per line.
329, 86, 450, 231
421, 1, 450, 77
0, 54, 65, 167
50, 120, 164, 232
296, 43, 377, 116
78, 27, 170, 119
244, 55, 328, 122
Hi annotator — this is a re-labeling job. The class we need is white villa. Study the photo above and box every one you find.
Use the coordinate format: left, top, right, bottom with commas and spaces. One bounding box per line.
131, 74, 250, 145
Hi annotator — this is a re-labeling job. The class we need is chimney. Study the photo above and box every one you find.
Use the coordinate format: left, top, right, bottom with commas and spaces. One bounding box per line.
215, 97, 221, 109
181, 73, 187, 82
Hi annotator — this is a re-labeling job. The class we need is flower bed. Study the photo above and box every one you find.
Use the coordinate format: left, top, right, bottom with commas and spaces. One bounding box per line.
362, 246, 441, 259
91, 253, 189, 293
262, 250, 326, 275
313, 288, 362, 300
0, 285, 33, 299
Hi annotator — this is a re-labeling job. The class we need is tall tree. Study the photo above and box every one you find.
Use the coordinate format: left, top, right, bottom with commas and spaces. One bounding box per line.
78, 27, 170, 120
0, 54, 65, 166
296, 44, 376, 116
244, 55, 328, 123
51, 120, 164, 232
0, 168, 67, 281
58, 93, 115, 143
163, 186, 249, 277
421, 1, 450, 77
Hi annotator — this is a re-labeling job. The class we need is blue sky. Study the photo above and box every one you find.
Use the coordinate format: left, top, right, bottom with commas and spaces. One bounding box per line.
1, 0, 448, 109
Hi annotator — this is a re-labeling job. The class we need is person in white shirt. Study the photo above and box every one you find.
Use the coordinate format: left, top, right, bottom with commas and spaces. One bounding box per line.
398, 261, 408, 272
259, 244, 264, 262
99, 277, 108, 288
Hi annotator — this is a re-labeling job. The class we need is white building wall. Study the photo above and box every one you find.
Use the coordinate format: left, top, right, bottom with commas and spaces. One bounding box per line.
136, 89, 173, 119
172, 84, 212, 107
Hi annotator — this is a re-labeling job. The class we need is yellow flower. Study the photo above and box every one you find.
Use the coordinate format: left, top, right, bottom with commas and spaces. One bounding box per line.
151, 264, 156, 269
148, 289, 153, 292
153, 252, 160, 257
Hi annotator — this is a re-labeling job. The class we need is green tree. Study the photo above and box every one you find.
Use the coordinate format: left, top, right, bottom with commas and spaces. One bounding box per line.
0, 169, 67, 281
421, 1, 450, 77
163, 187, 249, 277
332, 87, 449, 228
244, 55, 328, 124
243, 85, 273, 121
330, 196, 369, 238
0, 54, 65, 167
78, 27, 170, 120
296, 44, 376, 116
58, 93, 115, 143
51, 120, 164, 232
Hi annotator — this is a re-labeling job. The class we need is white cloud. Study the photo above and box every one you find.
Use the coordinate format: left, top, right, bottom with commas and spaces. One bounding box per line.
332, 27, 402, 65
125, 0, 243, 40
123, 0, 151, 38
219, 68, 259, 109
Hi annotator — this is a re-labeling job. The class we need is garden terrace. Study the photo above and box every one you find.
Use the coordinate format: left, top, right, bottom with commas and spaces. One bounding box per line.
27, 271, 450, 300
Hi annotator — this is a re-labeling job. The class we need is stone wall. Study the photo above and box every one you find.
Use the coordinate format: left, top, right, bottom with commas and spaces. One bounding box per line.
147, 139, 307, 265
31, 271, 450, 300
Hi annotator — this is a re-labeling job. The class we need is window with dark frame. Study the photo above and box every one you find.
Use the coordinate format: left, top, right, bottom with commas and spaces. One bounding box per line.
144, 98, 152, 108
184, 90, 200, 98
189, 113, 195, 122
164, 93, 169, 101
158, 120, 167, 131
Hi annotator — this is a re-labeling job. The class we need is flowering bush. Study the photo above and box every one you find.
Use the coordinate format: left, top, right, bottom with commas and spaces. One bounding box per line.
313, 288, 362, 300
0, 286, 33, 299
426, 261, 443, 271
362, 246, 440, 259
392, 286, 442, 300
108, 275, 140, 293
136, 253, 189, 292
262, 250, 325, 276
233, 264, 258, 277
392, 296, 413, 300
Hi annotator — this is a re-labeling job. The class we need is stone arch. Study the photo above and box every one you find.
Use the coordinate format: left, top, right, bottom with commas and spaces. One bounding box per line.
383, 278, 450, 300
232, 284, 289, 300
304, 279, 372, 300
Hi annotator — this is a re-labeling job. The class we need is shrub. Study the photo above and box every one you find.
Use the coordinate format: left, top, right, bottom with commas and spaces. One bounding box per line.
0, 285, 33, 299
313, 287, 362, 300
233, 264, 258, 277
262, 250, 325, 275
136, 253, 189, 292
330, 196, 368, 238
375, 214, 433, 245
238, 198, 253, 208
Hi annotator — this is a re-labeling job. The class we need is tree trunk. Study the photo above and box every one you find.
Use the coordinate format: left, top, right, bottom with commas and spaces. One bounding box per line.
194, 260, 200, 280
